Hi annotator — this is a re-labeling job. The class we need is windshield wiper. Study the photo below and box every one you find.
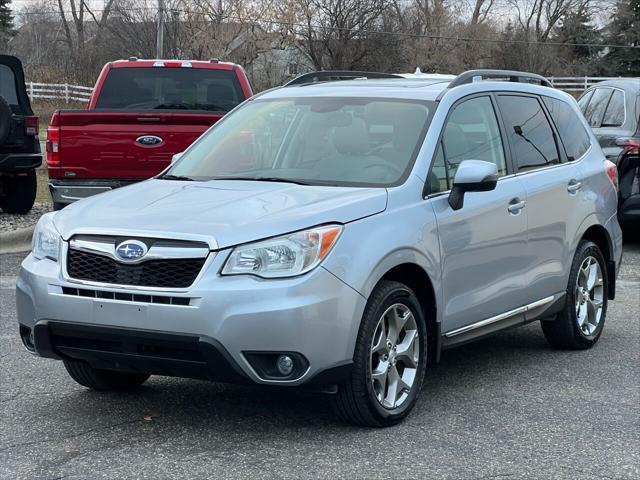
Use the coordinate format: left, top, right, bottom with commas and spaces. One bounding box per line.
213, 176, 310, 185
160, 174, 195, 181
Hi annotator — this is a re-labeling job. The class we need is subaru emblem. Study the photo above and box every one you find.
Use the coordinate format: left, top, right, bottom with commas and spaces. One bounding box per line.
115, 240, 148, 262
136, 135, 163, 146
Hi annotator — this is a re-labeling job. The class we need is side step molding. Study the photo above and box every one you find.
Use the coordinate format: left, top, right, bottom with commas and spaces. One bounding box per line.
444, 296, 555, 338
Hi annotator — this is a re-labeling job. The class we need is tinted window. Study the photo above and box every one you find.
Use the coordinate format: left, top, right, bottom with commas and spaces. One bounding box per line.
169, 98, 432, 187
583, 88, 613, 127
577, 89, 593, 112
95, 67, 244, 112
0, 65, 18, 105
497, 95, 560, 172
601, 89, 625, 127
429, 96, 506, 193
542, 96, 591, 160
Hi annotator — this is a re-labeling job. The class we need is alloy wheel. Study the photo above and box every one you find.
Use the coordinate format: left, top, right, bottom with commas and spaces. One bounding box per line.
370, 303, 420, 409
575, 256, 604, 336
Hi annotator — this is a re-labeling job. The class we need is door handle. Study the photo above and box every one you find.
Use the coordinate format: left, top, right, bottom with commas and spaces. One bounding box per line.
508, 198, 526, 214
567, 180, 582, 194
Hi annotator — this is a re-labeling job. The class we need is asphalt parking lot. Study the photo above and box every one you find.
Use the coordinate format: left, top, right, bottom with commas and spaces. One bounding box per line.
1, 240, 638, 480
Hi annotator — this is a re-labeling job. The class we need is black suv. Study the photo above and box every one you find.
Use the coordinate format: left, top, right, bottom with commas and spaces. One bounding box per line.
0, 54, 41, 214
578, 79, 640, 228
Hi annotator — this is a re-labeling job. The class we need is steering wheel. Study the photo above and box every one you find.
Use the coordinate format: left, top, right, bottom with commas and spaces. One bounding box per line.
364, 161, 404, 176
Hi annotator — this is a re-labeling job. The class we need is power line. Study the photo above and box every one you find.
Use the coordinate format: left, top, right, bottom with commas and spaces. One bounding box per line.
13, 6, 640, 50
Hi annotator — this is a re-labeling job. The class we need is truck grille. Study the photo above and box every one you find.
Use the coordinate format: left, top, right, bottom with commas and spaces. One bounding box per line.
67, 249, 206, 288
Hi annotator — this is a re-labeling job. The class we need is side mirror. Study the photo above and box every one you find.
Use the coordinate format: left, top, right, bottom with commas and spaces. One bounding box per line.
171, 152, 183, 164
448, 160, 499, 211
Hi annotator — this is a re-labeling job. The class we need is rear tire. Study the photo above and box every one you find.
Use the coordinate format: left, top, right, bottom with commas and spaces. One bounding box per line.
63, 360, 150, 390
541, 240, 608, 349
0, 171, 37, 214
332, 280, 427, 427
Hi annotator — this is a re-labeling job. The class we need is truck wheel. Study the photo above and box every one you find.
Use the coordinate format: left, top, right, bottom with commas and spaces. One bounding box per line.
0, 95, 14, 144
63, 360, 150, 390
332, 280, 428, 427
0, 171, 37, 214
541, 240, 608, 349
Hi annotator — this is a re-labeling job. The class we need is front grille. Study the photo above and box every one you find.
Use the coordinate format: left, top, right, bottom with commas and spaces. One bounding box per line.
67, 249, 206, 288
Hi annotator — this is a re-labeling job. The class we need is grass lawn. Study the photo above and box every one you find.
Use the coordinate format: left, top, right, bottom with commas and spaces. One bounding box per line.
36, 168, 50, 204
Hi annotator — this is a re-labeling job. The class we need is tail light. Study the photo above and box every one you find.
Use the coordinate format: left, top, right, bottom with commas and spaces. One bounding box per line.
604, 160, 618, 191
615, 137, 640, 156
24, 116, 39, 136
46, 113, 61, 167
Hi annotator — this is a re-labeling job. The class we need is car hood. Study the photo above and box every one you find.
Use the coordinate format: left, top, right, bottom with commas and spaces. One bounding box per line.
53, 179, 388, 249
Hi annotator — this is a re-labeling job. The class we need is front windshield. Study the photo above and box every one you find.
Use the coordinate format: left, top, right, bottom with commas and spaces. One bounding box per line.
167, 97, 433, 187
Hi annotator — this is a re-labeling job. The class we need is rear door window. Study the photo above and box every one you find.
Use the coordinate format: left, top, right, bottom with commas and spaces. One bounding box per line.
497, 95, 560, 172
582, 88, 613, 127
577, 89, 593, 113
542, 96, 591, 161
95, 67, 244, 112
601, 89, 625, 127
0, 65, 18, 105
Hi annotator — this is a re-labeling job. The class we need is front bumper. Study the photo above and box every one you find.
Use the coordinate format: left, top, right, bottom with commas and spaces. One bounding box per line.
16, 251, 365, 386
48, 179, 136, 205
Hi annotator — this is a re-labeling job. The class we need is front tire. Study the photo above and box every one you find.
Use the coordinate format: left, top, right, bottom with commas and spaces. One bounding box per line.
63, 360, 150, 390
541, 240, 608, 349
0, 171, 37, 214
332, 280, 427, 427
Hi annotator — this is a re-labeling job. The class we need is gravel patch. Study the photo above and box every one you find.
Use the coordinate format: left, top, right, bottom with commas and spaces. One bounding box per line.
0, 203, 52, 232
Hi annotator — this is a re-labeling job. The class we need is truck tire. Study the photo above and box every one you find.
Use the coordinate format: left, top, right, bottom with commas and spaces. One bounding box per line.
0, 171, 37, 214
0, 95, 13, 144
64, 359, 150, 390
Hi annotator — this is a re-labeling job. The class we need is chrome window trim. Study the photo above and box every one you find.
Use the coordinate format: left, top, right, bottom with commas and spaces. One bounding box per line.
444, 295, 554, 337
61, 241, 216, 293
423, 173, 517, 199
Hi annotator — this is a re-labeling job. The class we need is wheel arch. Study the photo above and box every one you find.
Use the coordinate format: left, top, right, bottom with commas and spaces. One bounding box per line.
578, 222, 616, 300
377, 262, 440, 364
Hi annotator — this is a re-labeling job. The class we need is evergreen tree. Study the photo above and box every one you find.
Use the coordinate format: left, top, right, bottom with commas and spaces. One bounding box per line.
600, 0, 640, 75
555, 7, 601, 61
0, 0, 15, 53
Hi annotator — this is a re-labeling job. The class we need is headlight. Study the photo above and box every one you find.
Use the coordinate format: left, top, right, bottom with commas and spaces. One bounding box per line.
32, 212, 61, 261
222, 225, 343, 278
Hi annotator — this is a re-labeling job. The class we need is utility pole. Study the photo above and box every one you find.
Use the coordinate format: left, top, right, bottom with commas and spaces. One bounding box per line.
156, 0, 165, 59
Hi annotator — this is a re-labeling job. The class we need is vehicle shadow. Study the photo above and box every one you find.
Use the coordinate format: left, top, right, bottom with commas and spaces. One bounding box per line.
31, 323, 558, 434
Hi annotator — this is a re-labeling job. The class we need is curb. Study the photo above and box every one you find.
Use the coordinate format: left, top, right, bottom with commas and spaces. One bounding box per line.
0, 225, 34, 254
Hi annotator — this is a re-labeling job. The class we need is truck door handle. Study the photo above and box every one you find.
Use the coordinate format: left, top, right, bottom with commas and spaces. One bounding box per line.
567, 180, 582, 194
508, 198, 526, 214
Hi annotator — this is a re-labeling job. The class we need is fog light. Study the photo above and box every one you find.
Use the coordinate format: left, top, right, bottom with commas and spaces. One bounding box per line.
276, 355, 294, 376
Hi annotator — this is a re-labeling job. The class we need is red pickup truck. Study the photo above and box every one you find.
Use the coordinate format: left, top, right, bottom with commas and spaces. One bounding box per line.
46, 58, 253, 209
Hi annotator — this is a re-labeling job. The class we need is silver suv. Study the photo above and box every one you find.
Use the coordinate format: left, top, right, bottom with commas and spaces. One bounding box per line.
17, 69, 623, 427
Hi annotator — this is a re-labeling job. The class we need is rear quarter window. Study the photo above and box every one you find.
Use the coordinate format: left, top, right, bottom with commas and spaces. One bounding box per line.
542, 96, 592, 161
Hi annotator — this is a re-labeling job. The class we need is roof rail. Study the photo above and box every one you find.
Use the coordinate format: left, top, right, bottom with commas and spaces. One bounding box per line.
449, 69, 552, 88
286, 70, 403, 86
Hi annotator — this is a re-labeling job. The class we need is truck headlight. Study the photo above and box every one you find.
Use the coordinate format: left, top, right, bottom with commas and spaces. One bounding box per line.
32, 213, 61, 262
222, 225, 343, 278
